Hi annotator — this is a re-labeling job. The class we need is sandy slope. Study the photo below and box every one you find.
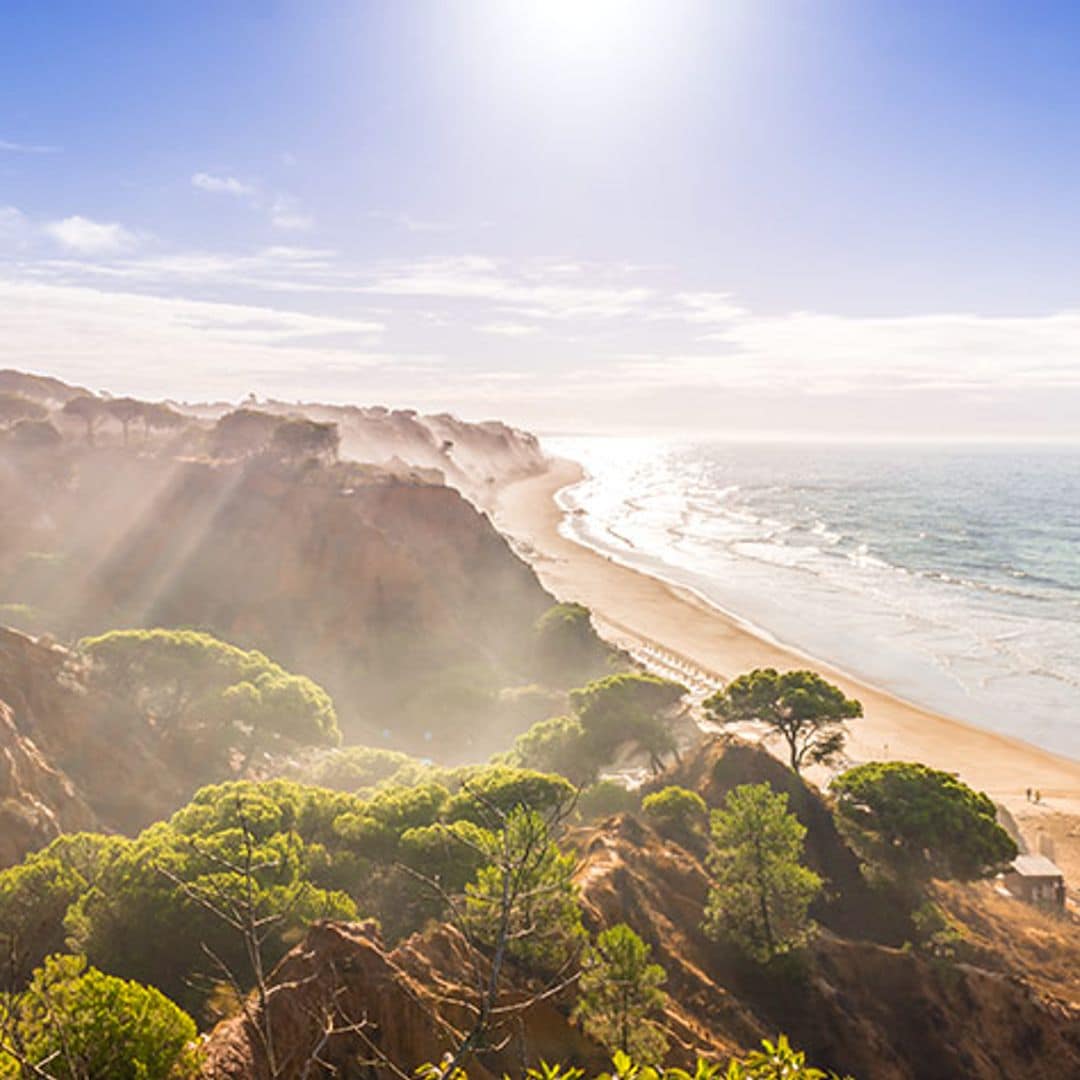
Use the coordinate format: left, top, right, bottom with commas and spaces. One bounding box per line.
493, 458, 1080, 888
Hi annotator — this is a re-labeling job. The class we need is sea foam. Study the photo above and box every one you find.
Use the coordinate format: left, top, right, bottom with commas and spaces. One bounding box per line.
547, 436, 1080, 760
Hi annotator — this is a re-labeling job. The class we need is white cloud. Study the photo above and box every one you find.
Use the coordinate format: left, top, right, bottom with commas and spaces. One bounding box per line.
0, 206, 31, 245
44, 216, 140, 255
0, 277, 386, 397
608, 309, 1080, 394
0, 138, 59, 154
6, 236, 1080, 433
480, 322, 539, 337
363, 255, 653, 318
270, 196, 313, 231
192, 174, 314, 231
671, 291, 748, 324
191, 172, 255, 196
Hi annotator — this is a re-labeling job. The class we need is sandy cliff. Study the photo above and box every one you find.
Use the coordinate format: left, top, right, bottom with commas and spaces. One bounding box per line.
202, 739, 1080, 1079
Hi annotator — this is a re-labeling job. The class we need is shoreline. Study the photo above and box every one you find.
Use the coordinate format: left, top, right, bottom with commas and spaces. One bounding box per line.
493, 457, 1080, 887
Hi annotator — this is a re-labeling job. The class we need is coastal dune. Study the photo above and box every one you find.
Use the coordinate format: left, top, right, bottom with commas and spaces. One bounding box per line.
494, 457, 1080, 888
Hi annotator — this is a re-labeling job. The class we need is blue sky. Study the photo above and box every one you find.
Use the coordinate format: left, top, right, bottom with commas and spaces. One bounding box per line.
3, 1, 1080, 436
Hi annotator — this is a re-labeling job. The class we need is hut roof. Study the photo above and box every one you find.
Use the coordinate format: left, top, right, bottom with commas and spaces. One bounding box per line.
1010, 854, 1063, 878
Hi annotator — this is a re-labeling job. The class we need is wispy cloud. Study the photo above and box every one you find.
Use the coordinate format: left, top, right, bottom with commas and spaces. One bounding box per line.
672, 291, 748, 324
0, 206, 31, 243
0, 138, 60, 154
269, 195, 313, 232
44, 215, 141, 255
363, 255, 653, 318
6, 234, 1080, 433
367, 211, 491, 234
191, 172, 255, 196
0, 277, 386, 397
480, 322, 539, 337
192, 171, 313, 232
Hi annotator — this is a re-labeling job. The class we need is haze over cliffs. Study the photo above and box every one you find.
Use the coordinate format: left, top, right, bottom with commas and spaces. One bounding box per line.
0, 368, 585, 865
0, 367, 1078, 1080
0, 370, 560, 758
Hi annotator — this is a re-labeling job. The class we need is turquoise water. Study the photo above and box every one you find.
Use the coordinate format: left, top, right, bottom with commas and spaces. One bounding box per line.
546, 437, 1080, 760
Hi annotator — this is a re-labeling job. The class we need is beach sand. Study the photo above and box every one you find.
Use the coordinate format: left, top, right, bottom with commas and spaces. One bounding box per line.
494, 457, 1080, 890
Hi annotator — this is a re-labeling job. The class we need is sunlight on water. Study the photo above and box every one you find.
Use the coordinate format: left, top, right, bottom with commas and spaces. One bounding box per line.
545, 436, 1080, 759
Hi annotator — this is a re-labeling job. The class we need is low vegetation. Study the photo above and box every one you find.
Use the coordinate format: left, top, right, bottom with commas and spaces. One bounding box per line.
831, 761, 1018, 882
641, 785, 707, 844
0, 954, 200, 1079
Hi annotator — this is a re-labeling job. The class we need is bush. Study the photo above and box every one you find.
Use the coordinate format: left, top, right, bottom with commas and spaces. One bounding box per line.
577, 779, 640, 822
534, 602, 612, 682
445, 766, 575, 826
300, 745, 420, 793
641, 786, 707, 841
0, 954, 200, 1079
831, 761, 1018, 881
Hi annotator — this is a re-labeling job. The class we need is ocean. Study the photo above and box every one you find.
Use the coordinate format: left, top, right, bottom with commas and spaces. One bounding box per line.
544, 437, 1080, 760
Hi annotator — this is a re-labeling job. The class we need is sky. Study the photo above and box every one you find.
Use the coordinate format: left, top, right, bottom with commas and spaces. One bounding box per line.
3, 0, 1080, 437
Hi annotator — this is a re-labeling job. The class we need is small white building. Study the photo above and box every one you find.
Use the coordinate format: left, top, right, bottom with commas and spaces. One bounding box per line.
1003, 854, 1066, 908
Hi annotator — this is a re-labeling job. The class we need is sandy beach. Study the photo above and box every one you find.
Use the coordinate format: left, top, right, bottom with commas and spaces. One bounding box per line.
494, 457, 1080, 890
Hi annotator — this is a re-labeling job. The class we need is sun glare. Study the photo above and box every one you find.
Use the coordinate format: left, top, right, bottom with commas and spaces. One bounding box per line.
470, 0, 695, 126
518, 0, 648, 53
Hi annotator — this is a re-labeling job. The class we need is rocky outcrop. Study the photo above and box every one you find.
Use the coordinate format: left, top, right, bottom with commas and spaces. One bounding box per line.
572, 813, 1080, 1079
202, 742, 1080, 1079
201, 920, 602, 1079
0, 698, 95, 866
0, 626, 195, 865
254, 401, 546, 508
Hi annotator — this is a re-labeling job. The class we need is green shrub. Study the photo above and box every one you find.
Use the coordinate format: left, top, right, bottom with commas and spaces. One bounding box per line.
0, 954, 200, 1079
577, 779, 640, 821
831, 761, 1018, 881
641, 786, 707, 841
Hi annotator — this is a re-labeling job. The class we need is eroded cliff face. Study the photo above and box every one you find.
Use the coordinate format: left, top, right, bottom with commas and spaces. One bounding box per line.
0, 447, 556, 753
201, 920, 605, 1079
0, 626, 196, 866
186, 399, 547, 509
201, 740, 1080, 1080
572, 813, 1080, 1080
0, 698, 95, 866
79, 457, 554, 748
